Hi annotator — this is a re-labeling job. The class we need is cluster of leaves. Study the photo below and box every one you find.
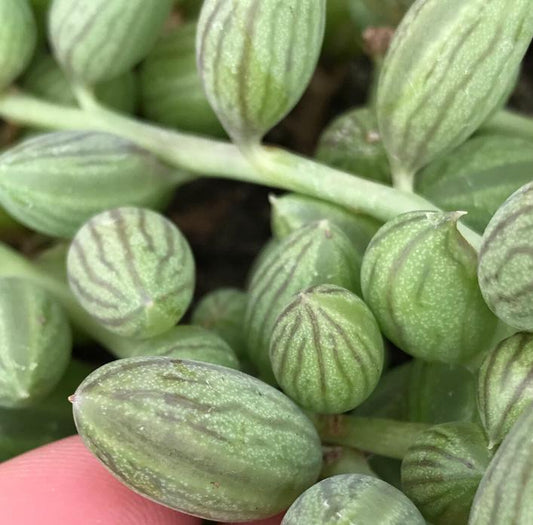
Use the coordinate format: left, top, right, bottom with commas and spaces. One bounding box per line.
1, 0, 533, 523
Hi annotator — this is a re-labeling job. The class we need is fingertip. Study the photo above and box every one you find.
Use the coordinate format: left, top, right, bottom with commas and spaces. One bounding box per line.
0, 436, 201, 525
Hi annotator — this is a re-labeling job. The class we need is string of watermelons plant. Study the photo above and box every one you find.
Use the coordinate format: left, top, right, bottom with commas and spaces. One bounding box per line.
0, 0, 533, 523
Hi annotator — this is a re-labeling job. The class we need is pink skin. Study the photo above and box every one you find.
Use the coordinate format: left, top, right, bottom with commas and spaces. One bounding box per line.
0, 436, 283, 525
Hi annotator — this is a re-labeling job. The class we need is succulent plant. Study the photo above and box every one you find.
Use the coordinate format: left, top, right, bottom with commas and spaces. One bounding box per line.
0, 277, 71, 408
478, 182, 533, 331
377, 0, 533, 188
72, 357, 322, 521
196, 0, 326, 145
402, 422, 492, 525
123, 324, 240, 370
469, 403, 533, 524
406, 360, 478, 425
270, 193, 381, 257
315, 107, 391, 185
0, 131, 177, 238
0, 0, 36, 91
191, 288, 247, 358
416, 135, 533, 233
140, 22, 224, 137
477, 332, 533, 448
270, 284, 384, 413
1, 0, 533, 521
246, 221, 361, 381
67, 207, 195, 339
282, 474, 425, 525
22, 53, 138, 114
49, 0, 174, 84
361, 211, 497, 363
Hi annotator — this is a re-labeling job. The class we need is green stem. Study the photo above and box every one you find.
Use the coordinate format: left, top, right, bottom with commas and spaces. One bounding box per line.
0, 90, 482, 248
312, 413, 430, 460
0, 243, 131, 358
482, 109, 533, 141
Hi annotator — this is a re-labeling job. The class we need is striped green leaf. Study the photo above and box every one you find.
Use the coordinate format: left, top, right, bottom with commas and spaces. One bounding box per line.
0, 0, 36, 90
0, 131, 177, 238
191, 288, 248, 358
402, 422, 491, 525
0, 278, 71, 408
361, 211, 497, 363
315, 107, 391, 185
196, 0, 326, 145
282, 474, 425, 525
67, 207, 195, 339
377, 0, 533, 182
122, 325, 240, 370
406, 360, 478, 425
245, 221, 360, 382
478, 182, 533, 330
416, 135, 533, 233
478, 332, 533, 448
270, 193, 381, 257
469, 403, 533, 524
270, 284, 384, 414
140, 22, 224, 137
22, 53, 138, 114
72, 357, 322, 522
49, 0, 173, 84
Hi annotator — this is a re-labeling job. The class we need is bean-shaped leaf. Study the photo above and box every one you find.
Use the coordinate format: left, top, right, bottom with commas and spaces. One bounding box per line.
140, 22, 224, 137
270, 284, 384, 413
478, 332, 533, 448
282, 474, 425, 525
270, 192, 381, 256
469, 403, 533, 524
196, 0, 326, 145
67, 207, 195, 339
0, 131, 176, 238
416, 135, 533, 233
478, 181, 533, 330
377, 0, 533, 182
361, 211, 496, 363
119, 325, 240, 370
402, 422, 491, 525
315, 107, 391, 185
49, 0, 173, 83
0, 0, 36, 90
72, 357, 322, 522
0, 277, 71, 408
22, 53, 138, 114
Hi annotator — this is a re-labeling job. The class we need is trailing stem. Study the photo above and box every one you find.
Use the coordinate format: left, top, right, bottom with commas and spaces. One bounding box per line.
0, 89, 481, 249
